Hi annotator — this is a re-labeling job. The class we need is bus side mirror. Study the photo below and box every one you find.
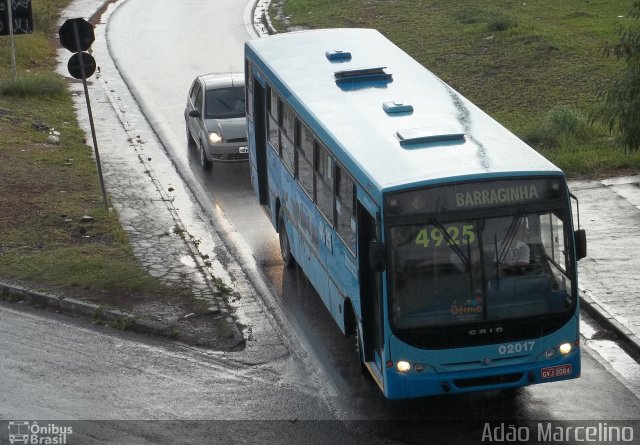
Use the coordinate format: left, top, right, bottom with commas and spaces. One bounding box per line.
574, 229, 587, 260
369, 240, 386, 272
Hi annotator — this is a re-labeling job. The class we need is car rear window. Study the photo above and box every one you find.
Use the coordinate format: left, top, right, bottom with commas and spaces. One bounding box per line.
205, 86, 246, 119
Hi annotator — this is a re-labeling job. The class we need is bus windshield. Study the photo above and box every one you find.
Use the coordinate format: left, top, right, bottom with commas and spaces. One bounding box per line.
389, 209, 573, 330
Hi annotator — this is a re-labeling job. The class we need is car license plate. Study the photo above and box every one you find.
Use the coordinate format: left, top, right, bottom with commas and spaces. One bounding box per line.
239, 146, 248, 153
541, 364, 572, 379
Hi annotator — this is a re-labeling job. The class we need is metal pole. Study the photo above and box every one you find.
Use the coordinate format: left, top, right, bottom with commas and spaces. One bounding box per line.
73, 20, 108, 211
7, 0, 17, 81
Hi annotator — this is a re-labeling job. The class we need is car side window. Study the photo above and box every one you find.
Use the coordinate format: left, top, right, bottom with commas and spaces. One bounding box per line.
194, 83, 204, 114
190, 81, 201, 106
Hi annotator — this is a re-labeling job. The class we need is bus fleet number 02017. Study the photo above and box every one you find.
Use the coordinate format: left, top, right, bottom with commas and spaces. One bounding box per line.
498, 341, 536, 355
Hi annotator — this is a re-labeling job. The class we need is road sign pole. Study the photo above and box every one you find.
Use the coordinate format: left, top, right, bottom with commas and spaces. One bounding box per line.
73, 20, 108, 211
7, 0, 17, 81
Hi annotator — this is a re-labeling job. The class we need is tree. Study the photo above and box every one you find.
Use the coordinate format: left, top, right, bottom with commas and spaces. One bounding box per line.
593, 1, 640, 152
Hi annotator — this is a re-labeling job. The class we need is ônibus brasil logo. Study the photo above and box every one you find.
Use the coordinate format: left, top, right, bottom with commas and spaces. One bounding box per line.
7, 421, 73, 444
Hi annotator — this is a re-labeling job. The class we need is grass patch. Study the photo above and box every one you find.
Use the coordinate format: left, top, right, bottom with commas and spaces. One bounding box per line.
0, 73, 67, 97
106, 316, 136, 330
213, 277, 232, 295
167, 325, 180, 339
486, 14, 517, 32
277, 0, 640, 177
524, 106, 591, 148
0, 291, 24, 303
0, 0, 197, 304
0, 246, 171, 295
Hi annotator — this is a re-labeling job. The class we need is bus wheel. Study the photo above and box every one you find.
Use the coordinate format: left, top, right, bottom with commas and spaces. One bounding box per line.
278, 213, 295, 268
355, 327, 367, 375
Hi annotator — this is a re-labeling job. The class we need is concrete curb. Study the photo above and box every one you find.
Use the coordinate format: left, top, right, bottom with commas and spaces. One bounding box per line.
580, 293, 640, 361
0, 280, 245, 350
85, 0, 246, 351
3, 277, 638, 359
253, 0, 277, 36
0, 280, 162, 331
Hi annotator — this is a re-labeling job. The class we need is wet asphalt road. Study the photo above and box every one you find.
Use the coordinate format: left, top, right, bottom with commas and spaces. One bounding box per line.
2, 0, 640, 442
103, 0, 640, 427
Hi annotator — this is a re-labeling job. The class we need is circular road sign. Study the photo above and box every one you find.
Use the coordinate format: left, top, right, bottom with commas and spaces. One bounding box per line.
59, 18, 95, 53
67, 52, 97, 80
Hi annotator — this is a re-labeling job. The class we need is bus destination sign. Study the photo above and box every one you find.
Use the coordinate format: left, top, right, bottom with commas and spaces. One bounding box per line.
455, 183, 541, 209
386, 178, 562, 216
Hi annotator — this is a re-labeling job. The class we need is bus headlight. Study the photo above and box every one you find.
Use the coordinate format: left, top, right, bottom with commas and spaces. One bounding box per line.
208, 132, 224, 144
559, 343, 572, 355
396, 361, 411, 373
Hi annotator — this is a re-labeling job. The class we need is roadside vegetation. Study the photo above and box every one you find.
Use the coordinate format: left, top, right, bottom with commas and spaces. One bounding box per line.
272, 0, 640, 177
1, 0, 636, 304
0, 1, 193, 302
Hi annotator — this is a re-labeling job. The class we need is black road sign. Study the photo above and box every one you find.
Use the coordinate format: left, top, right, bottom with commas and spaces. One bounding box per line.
0, 0, 33, 36
58, 18, 106, 210
67, 52, 96, 80
59, 18, 94, 52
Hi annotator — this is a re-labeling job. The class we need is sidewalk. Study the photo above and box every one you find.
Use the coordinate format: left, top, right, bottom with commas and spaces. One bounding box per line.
2, 0, 293, 362
571, 176, 640, 357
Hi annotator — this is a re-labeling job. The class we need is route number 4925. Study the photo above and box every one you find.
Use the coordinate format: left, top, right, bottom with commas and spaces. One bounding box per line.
415, 224, 476, 248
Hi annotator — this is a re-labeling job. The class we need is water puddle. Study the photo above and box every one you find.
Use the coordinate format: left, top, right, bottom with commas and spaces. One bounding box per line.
179, 255, 196, 269
581, 317, 640, 397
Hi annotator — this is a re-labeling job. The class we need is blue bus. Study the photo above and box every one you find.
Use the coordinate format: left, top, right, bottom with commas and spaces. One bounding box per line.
244, 28, 587, 399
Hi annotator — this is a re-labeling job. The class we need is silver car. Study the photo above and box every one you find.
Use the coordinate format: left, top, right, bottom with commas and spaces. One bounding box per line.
185, 73, 247, 168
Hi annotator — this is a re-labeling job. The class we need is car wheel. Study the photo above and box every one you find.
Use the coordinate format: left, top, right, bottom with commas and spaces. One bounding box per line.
278, 212, 295, 268
199, 139, 212, 170
186, 121, 195, 146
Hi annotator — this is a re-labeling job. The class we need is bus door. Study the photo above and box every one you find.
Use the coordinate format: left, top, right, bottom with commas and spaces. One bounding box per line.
357, 202, 384, 376
252, 77, 269, 208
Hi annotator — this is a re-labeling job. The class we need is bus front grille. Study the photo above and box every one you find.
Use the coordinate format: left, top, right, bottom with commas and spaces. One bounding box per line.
453, 372, 522, 389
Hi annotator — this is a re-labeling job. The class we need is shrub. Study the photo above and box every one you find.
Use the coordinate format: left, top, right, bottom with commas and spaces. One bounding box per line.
525, 106, 589, 149
592, 0, 640, 152
486, 14, 516, 32
544, 106, 588, 138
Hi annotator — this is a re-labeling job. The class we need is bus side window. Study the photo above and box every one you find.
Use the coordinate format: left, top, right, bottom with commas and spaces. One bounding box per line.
336, 164, 357, 254
315, 141, 334, 225
541, 212, 568, 273
280, 102, 295, 174
296, 121, 314, 198
267, 86, 279, 152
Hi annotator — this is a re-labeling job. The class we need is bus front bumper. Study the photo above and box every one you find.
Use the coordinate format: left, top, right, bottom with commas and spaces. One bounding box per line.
382, 351, 580, 400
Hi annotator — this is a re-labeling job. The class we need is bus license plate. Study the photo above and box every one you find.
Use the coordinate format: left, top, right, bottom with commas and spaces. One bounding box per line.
239, 146, 248, 153
541, 364, 572, 379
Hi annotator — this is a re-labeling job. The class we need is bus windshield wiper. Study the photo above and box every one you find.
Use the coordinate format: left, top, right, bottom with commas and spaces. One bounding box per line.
497, 209, 526, 265
430, 217, 470, 267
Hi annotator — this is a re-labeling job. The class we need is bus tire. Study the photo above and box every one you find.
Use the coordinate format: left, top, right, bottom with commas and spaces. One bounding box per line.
355, 327, 367, 375
278, 213, 295, 268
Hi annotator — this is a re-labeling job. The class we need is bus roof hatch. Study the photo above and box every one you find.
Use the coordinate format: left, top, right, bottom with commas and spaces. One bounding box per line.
396, 126, 465, 147
334, 67, 392, 82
